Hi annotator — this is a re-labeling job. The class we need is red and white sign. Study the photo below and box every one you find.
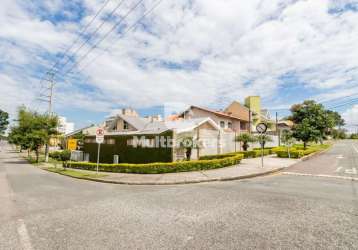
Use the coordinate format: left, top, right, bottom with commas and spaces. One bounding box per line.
96, 128, 104, 144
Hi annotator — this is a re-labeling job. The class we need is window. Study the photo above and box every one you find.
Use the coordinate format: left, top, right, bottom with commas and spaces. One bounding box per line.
123, 121, 129, 130
220, 121, 225, 128
228, 122, 232, 129
240, 122, 247, 130
105, 138, 115, 145
84, 138, 96, 143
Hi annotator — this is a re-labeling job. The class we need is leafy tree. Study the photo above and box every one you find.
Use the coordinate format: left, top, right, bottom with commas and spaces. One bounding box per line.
289, 100, 339, 149
236, 133, 257, 151
8, 107, 59, 162
0, 109, 9, 135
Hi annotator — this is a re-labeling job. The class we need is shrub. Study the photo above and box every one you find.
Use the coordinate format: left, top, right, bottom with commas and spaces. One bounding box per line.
276, 149, 304, 158
49, 151, 62, 160
49, 150, 71, 162
199, 152, 238, 160
60, 150, 71, 162
200, 149, 273, 160
64, 154, 244, 174
275, 144, 330, 158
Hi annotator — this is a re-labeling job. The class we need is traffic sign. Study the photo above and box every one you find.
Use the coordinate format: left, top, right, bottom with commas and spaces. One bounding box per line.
95, 127, 105, 174
256, 123, 268, 134
96, 128, 104, 144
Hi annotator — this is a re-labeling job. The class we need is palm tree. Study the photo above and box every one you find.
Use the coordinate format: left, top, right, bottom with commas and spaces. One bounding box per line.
178, 134, 198, 160
236, 133, 257, 151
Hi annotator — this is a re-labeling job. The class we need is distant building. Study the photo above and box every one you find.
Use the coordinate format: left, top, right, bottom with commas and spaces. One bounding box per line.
58, 116, 75, 135
244, 96, 273, 131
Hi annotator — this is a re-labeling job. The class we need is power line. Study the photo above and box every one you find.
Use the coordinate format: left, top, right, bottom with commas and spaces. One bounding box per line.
53, 0, 127, 77
49, 0, 113, 75
62, 0, 148, 78
65, 0, 164, 77
327, 98, 358, 110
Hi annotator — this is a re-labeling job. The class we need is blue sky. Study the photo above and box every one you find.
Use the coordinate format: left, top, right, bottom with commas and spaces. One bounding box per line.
0, 0, 358, 132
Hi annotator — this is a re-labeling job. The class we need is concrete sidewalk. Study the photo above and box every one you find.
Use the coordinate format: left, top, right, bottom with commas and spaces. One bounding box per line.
59, 156, 299, 185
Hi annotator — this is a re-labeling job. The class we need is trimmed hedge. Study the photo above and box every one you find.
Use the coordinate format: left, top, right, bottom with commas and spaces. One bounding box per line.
199, 149, 273, 160
275, 144, 330, 158
49, 150, 71, 161
64, 154, 244, 174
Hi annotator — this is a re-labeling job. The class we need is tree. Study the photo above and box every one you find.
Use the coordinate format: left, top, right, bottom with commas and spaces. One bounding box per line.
331, 129, 347, 139
0, 109, 9, 135
236, 133, 257, 151
289, 100, 337, 149
280, 130, 296, 158
177, 134, 198, 161
8, 107, 59, 162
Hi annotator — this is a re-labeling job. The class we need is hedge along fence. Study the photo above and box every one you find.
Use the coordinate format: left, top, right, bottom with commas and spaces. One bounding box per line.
274, 144, 330, 159
199, 149, 273, 160
63, 154, 244, 174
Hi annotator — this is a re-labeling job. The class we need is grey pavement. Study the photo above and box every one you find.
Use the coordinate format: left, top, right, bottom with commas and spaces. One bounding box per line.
284, 140, 358, 180
1, 142, 358, 249
65, 156, 299, 185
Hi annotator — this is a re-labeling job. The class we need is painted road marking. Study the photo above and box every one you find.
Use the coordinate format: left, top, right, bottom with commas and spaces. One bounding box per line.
352, 144, 358, 154
345, 168, 357, 175
17, 219, 33, 250
336, 155, 344, 159
282, 172, 358, 181
335, 167, 343, 173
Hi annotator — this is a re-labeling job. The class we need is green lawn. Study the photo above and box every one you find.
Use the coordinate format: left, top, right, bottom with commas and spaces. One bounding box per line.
44, 167, 107, 179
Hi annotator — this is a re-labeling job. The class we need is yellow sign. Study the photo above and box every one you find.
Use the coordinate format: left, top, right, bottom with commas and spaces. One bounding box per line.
67, 139, 77, 151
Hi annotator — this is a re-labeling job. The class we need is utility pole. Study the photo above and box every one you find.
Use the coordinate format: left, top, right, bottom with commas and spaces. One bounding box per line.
38, 72, 55, 115
37, 72, 55, 162
276, 112, 280, 146
249, 109, 252, 133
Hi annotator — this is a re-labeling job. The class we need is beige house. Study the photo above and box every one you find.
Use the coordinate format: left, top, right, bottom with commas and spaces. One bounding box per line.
180, 105, 250, 133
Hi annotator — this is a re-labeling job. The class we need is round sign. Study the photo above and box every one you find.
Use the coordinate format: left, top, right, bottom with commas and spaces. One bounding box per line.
96, 128, 104, 136
256, 123, 268, 133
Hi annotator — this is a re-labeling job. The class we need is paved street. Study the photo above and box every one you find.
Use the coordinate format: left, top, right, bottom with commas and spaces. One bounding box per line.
1, 142, 358, 250
285, 140, 358, 179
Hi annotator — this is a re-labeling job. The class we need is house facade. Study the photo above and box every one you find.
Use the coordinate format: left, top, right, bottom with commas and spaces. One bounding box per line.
83, 109, 225, 163
180, 105, 250, 133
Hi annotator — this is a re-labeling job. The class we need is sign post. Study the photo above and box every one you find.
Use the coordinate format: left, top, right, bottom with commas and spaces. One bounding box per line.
95, 128, 105, 174
256, 123, 268, 168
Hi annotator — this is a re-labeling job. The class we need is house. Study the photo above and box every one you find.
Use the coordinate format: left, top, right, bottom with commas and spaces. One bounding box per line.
83, 113, 224, 163
244, 96, 274, 132
179, 105, 250, 133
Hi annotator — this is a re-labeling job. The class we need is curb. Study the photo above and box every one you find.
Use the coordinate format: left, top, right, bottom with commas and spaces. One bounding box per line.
39, 166, 287, 185
36, 145, 333, 186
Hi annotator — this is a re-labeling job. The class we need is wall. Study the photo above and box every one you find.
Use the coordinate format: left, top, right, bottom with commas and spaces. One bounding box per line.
83, 131, 173, 164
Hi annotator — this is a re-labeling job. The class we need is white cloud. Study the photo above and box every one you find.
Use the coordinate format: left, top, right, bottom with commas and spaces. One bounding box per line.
0, 0, 358, 125
342, 104, 358, 132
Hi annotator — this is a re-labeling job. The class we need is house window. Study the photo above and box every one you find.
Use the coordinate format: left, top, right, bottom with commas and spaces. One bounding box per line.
123, 121, 129, 130
84, 138, 96, 143
240, 122, 247, 130
228, 122, 232, 129
105, 139, 115, 145
220, 121, 225, 128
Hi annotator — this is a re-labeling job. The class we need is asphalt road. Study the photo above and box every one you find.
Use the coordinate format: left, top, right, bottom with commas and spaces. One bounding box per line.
285, 140, 358, 179
0, 141, 357, 250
